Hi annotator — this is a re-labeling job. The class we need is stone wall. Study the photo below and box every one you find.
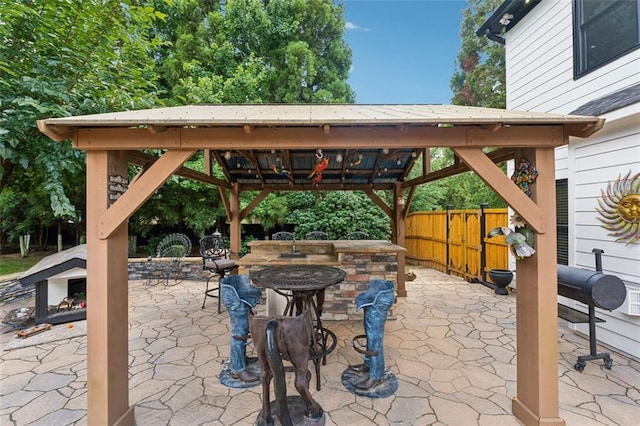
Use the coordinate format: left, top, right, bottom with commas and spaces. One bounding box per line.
3, 255, 398, 321
0, 279, 33, 304
325, 252, 397, 321
1, 258, 209, 304
240, 252, 398, 321
128, 257, 208, 282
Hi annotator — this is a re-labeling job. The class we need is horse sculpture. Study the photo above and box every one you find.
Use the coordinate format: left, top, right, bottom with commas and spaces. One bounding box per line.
249, 310, 323, 426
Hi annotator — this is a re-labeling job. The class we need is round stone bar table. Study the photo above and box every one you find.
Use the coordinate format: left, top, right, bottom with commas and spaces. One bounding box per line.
251, 264, 346, 390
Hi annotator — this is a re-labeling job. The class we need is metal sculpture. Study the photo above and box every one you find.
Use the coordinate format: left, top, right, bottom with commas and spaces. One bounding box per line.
250, 310, 324, 426
596, 170, 640, 245
487, 226, 535, 259
219, 275, 262, 387
343, 279, 397, 398
511, 157, 539, 197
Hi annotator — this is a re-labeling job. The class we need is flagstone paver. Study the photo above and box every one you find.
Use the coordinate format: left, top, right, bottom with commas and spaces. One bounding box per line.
1, 267, 639, 425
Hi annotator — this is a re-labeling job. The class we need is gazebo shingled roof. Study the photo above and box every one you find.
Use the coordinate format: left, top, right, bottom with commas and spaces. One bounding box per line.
38, 103, 604, 426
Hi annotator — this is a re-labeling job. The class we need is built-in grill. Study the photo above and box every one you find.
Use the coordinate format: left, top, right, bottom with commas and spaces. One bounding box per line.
557, 249, 627, 372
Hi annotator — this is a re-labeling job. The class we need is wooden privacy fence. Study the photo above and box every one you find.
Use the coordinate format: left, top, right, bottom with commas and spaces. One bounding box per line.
405, 206, 509, 282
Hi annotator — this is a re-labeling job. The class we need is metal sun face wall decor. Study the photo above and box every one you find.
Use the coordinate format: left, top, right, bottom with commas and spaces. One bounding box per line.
596, 171, 640, 246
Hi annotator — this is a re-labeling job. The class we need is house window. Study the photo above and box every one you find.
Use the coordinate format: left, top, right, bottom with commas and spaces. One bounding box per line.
556, 179, 568, 265
573, 0, 639, 78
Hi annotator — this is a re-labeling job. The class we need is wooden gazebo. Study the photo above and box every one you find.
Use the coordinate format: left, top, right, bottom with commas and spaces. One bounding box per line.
38, 104, 603, 426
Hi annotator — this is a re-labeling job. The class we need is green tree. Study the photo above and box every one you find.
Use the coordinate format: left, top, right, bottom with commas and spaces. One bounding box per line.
154, 0, 354, 104
419, 148, 505, 210
450, 0, 505, 108
0, 0, 165, 245
430, 0, 507, 211
136, 0, 356, 240
285, 191, 390, 240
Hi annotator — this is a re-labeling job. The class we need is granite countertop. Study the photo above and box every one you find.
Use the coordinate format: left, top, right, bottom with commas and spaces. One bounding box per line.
236, 253, 340, 266
237, 240, 405, 267
331, 240, 406, 253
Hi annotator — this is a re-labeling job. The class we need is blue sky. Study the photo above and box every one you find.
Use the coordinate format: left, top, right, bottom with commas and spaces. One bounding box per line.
343, 0, 467, 104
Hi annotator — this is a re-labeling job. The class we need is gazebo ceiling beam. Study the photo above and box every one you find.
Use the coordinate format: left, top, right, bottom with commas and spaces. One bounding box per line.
238, 183, 396, 191
403, 148, 515, 188
453, 146, 545, 233
127, 150, 230, 188
98, 149, 197, 239
70, 125, 567, 150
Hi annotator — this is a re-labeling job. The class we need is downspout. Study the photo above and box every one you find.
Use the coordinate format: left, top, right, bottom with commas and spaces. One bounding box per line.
484, 28, 505, 45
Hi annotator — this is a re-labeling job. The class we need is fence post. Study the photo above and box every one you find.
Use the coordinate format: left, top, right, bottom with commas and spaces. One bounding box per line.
446, 205, 452, 275
480, 203, 488, 282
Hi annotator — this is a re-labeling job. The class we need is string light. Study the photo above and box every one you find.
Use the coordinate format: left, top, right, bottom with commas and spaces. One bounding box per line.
224, 151, 232, 160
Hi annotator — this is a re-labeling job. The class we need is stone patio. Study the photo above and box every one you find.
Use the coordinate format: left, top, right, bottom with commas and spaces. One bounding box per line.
1, 267, 638, 425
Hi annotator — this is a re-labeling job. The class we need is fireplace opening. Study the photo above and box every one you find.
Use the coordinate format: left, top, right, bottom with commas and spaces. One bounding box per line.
67, 278, 86, 302
35, 277, 87, 325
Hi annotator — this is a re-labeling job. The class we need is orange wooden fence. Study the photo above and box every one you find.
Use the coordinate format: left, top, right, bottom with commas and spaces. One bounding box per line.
405, 207, 509, 282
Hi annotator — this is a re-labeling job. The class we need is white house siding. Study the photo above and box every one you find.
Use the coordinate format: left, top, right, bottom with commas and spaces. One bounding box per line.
502, 0, 640, 359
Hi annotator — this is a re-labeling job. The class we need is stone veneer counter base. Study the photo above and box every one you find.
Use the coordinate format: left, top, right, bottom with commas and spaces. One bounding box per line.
237, 240, 404, 321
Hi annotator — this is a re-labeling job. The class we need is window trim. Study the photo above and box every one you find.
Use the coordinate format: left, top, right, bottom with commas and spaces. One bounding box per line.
573, 0, 640, 79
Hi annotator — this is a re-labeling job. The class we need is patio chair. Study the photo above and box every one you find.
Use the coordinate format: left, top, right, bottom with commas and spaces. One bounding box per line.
304, 231, 328, 240
346, 231, 369, 240
146, 233, 192, 286
199, 235, 238, 313
271, 231, 295, 240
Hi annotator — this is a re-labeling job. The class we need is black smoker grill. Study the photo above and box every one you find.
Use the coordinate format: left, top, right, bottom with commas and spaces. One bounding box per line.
557, 249, 627, 372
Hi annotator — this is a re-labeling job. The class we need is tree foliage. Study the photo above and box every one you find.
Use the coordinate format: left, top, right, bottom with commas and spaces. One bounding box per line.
429, 149, 505, 209
133, 0, 357, 240
450, 0, 505, 108
285, 191, 390, 240
153, 0, 354, 104
0, 0, 164, 244
430, 0, 507, 210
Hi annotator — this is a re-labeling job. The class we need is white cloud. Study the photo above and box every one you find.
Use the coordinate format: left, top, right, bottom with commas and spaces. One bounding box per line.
345, 21, 368, 31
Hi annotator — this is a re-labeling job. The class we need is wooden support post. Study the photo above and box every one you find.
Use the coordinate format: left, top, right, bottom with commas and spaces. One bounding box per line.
395, 183, 407, 297
229, 183, 241, 260
511, 147, 565, 426
86, 151, 134, 426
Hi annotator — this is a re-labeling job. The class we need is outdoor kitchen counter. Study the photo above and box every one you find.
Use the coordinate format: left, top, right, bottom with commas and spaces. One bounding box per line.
237, 240, 404, 320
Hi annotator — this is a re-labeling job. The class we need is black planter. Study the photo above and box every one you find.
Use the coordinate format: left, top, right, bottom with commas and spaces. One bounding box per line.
488, 269, 513, 295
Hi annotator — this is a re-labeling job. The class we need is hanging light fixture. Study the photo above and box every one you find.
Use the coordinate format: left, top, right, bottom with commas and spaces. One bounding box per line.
224, 151, 232, 160
396, 157, 402, 166
336, 153, 343, 162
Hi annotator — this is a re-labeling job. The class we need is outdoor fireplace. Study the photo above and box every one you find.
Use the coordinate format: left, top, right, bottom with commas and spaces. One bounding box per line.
35, 276, 87, 325
18, 245, 87, 325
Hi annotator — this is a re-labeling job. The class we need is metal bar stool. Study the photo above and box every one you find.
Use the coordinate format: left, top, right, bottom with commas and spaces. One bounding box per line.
199, 233, 238, 313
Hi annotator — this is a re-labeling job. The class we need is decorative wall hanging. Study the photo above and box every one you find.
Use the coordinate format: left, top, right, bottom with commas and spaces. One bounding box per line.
510, 213, 535, 249
511, 158, 538, 197
270, 164, 292, 182
487, 226, 535, 259
596, 170, 640, 245
108, 175, 128, 206
308, 152, 328, 186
